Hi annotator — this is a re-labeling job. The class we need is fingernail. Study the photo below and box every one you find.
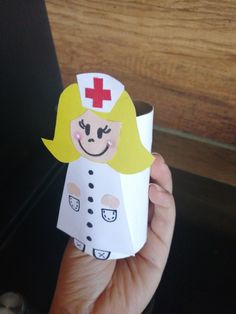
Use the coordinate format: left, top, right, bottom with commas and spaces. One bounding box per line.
152, 152, 165, 163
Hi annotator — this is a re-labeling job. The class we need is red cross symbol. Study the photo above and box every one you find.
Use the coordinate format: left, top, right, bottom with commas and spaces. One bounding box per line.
85, 77, 112, 108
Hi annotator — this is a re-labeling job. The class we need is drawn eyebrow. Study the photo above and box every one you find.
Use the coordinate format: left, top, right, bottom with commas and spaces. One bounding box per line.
103, 125, 111, 133
79, 119, 86, 129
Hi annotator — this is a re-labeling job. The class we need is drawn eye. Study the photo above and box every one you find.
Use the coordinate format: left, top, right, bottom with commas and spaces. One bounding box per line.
97, 125, 111, 139
85, 124, 90, 135
79, 119, 90, 135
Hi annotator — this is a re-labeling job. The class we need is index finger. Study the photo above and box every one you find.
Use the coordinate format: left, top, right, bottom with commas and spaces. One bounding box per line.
150, 153, 173, 193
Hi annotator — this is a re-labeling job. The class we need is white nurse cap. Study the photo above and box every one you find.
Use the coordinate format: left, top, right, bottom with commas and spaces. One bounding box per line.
76, 73, 124, 112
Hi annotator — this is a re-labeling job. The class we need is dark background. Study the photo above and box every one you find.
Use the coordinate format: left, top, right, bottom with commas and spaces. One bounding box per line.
0, 0, 65, 309
0, 1, 235, 313
0, 0, 62, 245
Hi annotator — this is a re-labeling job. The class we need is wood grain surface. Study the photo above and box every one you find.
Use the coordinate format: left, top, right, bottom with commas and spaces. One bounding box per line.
46, 0, 236, 145
153, 129, 236, 186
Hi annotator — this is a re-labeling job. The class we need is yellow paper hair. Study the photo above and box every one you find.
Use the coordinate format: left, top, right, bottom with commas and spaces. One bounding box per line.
42, 83, 154, 174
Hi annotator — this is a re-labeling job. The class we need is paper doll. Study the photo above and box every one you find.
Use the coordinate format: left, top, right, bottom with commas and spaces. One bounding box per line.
43, 73, 154, 260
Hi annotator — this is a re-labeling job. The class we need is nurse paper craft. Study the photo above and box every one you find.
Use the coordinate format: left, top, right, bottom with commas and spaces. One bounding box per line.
42, 73, 154, 260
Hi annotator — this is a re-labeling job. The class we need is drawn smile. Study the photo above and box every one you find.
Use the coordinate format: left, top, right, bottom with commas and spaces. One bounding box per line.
78, 140, 110, 157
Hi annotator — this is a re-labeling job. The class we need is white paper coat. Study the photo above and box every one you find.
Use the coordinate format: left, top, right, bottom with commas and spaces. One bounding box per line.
57, 104, 153, 260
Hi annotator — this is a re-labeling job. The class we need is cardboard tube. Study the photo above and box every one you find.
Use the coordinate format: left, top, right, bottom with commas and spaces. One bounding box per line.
117, 102, 154, 258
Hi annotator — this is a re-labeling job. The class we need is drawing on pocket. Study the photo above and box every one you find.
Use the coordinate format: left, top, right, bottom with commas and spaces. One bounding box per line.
101, 208, 117, 222
93, 248, 111, 260
74, 239, 85, 252
69, 195, 80, 211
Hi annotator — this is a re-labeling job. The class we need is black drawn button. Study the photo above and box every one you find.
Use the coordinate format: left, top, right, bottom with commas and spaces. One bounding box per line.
87, 236, 92, 241
88, 170, 93, 175
88, 197, 94, 202
87, 222, 93, 228
88, 209, 93, 214
88, 183, 94, 189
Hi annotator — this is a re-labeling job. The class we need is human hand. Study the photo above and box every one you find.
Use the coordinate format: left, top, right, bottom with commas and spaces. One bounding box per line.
50, 154, 176, 314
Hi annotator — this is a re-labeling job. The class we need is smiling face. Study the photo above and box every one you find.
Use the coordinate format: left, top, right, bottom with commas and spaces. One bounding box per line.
70, 110, 121, 163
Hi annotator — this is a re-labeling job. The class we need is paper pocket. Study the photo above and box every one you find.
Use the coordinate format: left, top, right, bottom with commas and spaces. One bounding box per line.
69, 195, 80, 211
93, 249, 111, 260
101, 208, 117, 222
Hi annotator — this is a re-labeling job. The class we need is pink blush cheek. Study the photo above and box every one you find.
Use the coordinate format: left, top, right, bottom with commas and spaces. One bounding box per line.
107, 140, 113, 147
73, 131, 82, 141
108, 139, 118, 150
